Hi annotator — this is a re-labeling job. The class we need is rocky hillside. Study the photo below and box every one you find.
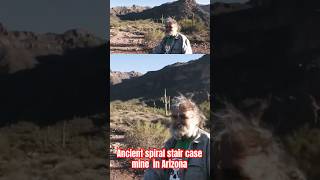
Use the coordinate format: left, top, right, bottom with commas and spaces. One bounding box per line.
0, 23, 104, 73
117, 0, 210, 25
110, 70, 142, 85
214, 0, 320, 134
0, 25, 106, 126
110, 55, 210, 102
110, 5, 149, 16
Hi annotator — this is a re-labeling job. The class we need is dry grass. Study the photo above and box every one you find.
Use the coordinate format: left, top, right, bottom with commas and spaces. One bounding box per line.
126, 121, 170, 149
0, 115, 106, 179
144, 29, 164, 46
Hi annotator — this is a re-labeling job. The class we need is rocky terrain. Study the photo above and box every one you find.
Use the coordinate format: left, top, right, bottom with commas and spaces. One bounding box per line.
0, 23, 106, 126
110, 5, 149, 16
110, 70, 142, 85
118, 0, 209, 25
110, 0, 210, 54
0, 23, 107, 179
0, 23, 104, 73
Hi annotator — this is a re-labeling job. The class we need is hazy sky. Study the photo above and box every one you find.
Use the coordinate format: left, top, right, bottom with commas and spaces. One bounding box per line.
111, 0, 211, 7
0, 0, 107, 38
110, 54, 204, 73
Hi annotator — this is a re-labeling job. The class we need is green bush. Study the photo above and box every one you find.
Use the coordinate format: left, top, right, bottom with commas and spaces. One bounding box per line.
110, 99, 167, 116
126, 121, 170, 149
198, 100, 210, 130
178, 18, 207, 34
144, 29, 164, 44
199, 100, 210, 120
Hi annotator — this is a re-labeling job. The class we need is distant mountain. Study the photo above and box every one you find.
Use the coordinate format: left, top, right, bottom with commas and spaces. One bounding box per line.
110, 55, 210, 102
117, 0, 210, 26
110, 5, 149, 16
199, 4, 210, 13
0, 25, 107, 126
110, 70, 143, 85
0, 23, 104, 73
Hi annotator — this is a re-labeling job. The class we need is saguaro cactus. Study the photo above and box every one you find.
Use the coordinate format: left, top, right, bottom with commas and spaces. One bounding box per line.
161, 14, 164, 24
161, 88, 170, 116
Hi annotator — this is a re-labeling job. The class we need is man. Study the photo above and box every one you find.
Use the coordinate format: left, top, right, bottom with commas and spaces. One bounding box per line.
144, 95, 210, 180
152, 17, 193, 54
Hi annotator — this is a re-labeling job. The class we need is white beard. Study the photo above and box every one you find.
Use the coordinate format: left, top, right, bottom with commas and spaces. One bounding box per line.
170, 123, 199, 140
166, 31, 178, 37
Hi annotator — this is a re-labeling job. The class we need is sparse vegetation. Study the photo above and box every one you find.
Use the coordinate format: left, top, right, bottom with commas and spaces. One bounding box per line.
0, 115, 106, 179
199, 100, 210, 130
144, 29, 164, 45
178, 18, 208, 34
199, 100, 210, 120
126, 121, 170, 149
110, 99, 166, 116
284, 126, 320, 180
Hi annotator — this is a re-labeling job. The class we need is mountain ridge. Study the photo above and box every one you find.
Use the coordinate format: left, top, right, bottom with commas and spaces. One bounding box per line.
0, 23, 104, 73
110, 55, 210, 102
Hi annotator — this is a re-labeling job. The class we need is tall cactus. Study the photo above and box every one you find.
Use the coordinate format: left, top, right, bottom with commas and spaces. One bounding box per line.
162, 88, 170, 116
161, 14, 164, 24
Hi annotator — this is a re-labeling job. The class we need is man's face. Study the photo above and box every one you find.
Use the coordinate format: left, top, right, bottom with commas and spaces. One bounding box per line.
170, 108, 199, 140
165, 22, 178, 36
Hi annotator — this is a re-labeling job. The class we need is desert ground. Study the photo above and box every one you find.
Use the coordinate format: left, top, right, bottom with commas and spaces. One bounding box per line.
110, 18, 210, 54
0, 115, 107, 180
109, 99, 170, 179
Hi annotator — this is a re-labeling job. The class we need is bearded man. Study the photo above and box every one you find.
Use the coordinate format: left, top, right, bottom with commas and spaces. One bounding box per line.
152, 17, 193, 54
144, 95, 210, 180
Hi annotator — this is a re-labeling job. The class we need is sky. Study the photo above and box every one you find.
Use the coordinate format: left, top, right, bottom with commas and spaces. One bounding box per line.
0, 0, 107, 38
111, 0, 211, 7
110, 54, 204, 73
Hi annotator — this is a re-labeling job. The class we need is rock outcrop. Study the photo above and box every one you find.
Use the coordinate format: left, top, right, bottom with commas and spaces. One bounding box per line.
117, 0, 210, 25
0, 24, 104, 73
110, 71, 142, 85
110, 5, 149, 16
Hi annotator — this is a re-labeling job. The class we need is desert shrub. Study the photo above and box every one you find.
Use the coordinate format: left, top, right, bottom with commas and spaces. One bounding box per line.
189, 34, 209, 43
110, 16, 121, 28
110, 99, 167, 116
126, 121, 170, 149
144, 29, 164, 44
199, 100, 210, 120
284, 126, 320, 180
178, 18, 207, 34
199, 100, 210, 129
